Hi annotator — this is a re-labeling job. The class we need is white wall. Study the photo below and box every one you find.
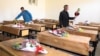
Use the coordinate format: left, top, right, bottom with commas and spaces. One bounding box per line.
0, 0, 46, 22
46, 0, 100, 23
0, 0, 100, 23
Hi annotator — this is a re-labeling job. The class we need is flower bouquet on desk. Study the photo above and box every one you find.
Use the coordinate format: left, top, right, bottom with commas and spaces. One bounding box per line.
12, 39, 48, 54
13, 19, 18, 24
66, 26, 75, 30
12, 23, 25, 28
48, 29, 69, 37
78, 28, 84, 32
73, 26, 84, 32
12, 19, 25, 28
74, 8, 80, 17
67, 25, 84, 32
83, 20, 90, 25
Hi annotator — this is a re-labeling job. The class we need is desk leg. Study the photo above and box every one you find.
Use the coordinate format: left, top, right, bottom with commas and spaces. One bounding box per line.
90, 34, 99, 56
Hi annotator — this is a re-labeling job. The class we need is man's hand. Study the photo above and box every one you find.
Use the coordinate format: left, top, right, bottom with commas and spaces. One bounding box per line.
13, 19, 18, 24
13, 19, 16, 21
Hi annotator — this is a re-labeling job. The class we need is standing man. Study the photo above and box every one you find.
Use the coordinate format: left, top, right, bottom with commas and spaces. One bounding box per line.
59, 5, 78, 28
15, 7, 33, 24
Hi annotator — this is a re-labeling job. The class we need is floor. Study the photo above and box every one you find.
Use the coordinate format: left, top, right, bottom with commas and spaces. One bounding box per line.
95, 41, 100, 56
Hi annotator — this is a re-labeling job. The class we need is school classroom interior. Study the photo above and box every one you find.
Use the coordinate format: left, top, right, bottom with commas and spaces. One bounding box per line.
0, 0, 100, 56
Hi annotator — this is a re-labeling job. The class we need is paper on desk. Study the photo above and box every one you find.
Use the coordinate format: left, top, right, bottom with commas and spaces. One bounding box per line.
21, 46, 36, 52
20, 42, 36, 52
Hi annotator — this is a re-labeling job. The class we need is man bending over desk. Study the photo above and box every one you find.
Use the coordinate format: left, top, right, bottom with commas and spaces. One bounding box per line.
15, 7, 33, 24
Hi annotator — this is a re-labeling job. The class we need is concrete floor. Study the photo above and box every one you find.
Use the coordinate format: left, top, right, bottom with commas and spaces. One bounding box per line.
95, 42, 100, 56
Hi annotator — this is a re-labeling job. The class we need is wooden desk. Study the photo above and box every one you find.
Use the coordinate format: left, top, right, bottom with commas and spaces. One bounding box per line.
78, 25, 99, 31
0, 24, 29, 37
77, 23, 100, 27
88, 24, 100, 27
42, 22, 57, 29
33, 20, 57, 29
25, 24, 45, 32
41, 19, 59, 25
0, 38, 74, 56
90, 23, 100, 26
62, 28, 99, 56
0, 23, 3, 31
3, 21, 14, 25
3, 20, 24, 25
64, 28, 98, 41
37, 31, 91, 55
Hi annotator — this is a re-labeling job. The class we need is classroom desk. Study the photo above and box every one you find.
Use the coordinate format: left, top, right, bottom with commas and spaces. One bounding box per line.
63, 28, 99, 56
0, 23, 3, 31
33, 20, 57, 29
39, 19, 73, 27
37, 31, 91, 55
0, 38, 74, 56
63, 28, 98, 41
3, 20, 24, 25
40, 19, 59, 25
37, 22, 57, 29
76, 23, 100, 27
42, 22, 57, 29
87, 24, 100, 27
25, 23, 45, 32
78, 25, 100, 31
0, 24, 29, 37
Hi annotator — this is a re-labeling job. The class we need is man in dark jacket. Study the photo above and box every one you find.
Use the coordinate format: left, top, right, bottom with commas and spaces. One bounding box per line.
59, 5, 76, 28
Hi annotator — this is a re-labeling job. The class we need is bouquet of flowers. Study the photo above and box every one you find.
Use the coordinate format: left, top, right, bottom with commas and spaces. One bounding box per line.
12, 23, 25, 28
67, 26, 84, 32
12, 39, 48, 54
74, 26, 84, 32
48, 29, 69, 37
74, 8, 80, 16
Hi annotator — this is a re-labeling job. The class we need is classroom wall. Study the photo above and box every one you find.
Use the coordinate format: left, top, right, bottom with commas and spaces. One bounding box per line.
0, 0, 100, 23
46, 0, 100, 23
0, 0, 46, 22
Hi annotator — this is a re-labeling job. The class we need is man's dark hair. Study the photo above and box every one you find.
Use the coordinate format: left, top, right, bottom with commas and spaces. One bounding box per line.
64, 5, 68, 8
20, 7, 24, 10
